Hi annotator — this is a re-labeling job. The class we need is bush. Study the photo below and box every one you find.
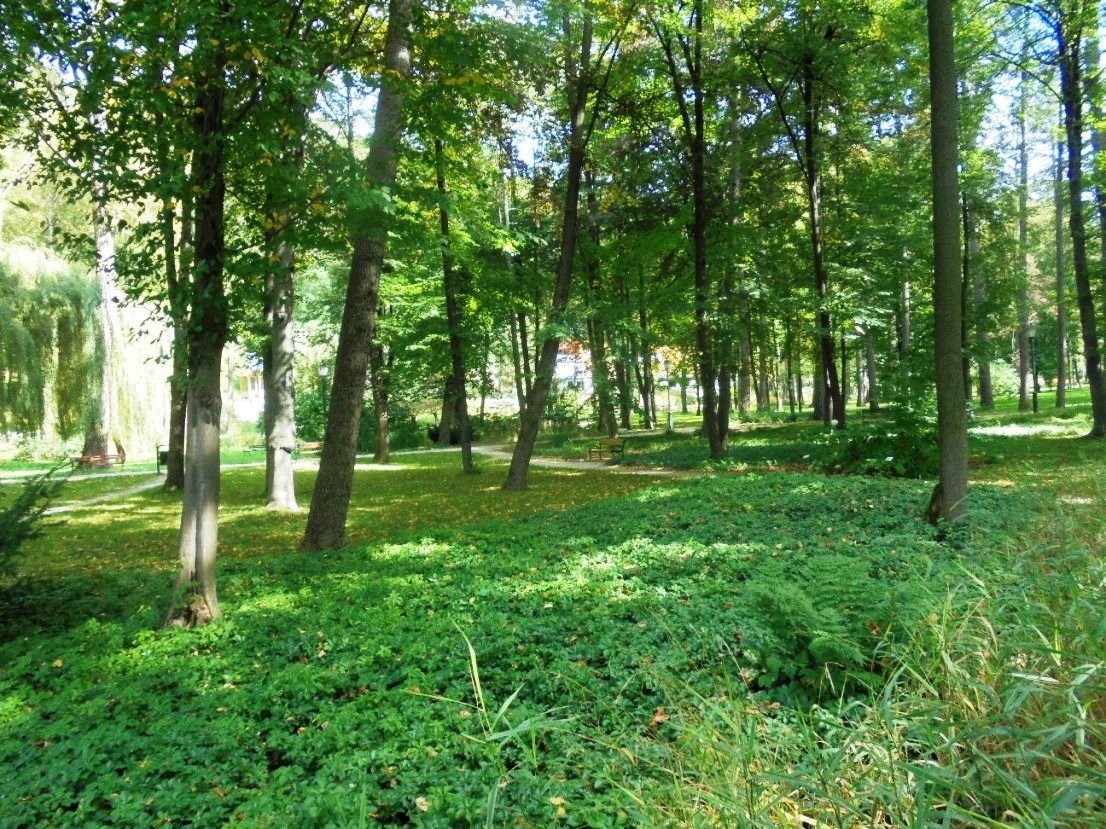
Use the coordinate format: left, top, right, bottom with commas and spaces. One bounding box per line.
813, 406, 939, 478
359, 402, 425, 452
0, 465, 67, 577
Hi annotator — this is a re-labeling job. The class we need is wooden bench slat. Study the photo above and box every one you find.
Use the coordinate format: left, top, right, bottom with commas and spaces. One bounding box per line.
587, 437, 626, 461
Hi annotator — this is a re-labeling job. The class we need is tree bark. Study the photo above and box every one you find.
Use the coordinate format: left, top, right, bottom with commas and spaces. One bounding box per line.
505, 12, 597, 490
960, 194, 972, 400
264, 235, 298, 510
656, 0, 721, 457
436, 138, 473, 473
1058, 18, 1106, 436
163, 193, 190, 491
370, 331, 390, 463
1017, 75, 1031, 411
303, 0, 412, 549
927, 0, 968, 521
1055, 115, 1068, 408
865, 329, 879, 411
584, 168, 616, 436
966, 206, 993, 407
168, 30, 229, 623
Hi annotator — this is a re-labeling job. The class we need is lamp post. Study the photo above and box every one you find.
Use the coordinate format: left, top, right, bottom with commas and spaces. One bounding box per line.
1027, 323, 1038, 414
318, 363, 330, 421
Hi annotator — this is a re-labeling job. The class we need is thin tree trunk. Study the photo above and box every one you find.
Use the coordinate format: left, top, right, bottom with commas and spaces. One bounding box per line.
1059, 20, 1106, 435
812, 339, 825, 422
866, 329, 879, 411
509, 314, 527, 417
168, 29, 229, 623
163, 194, 190, 491
436, 138, 473, 473
303, 0, 412, 549
505, 12, 598, 489
370, 331, 390, 463
517, 312, 533, 401
960, 194, 972, 400
737, 285, 752, 415
927, 0, 968, 521
584, 168, 615, 435
967, 215, 994, 408
1017, 74, 1031, 411
264, 233, 298, 510
1055, 115, 1068, 408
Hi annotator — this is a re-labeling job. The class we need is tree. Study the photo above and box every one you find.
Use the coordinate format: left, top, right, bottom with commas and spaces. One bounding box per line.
303, 0, 413, 550
746, 1, 856, 429
504, 1, 627, 490
927, 0, 968, 522
654, 0, 725, 458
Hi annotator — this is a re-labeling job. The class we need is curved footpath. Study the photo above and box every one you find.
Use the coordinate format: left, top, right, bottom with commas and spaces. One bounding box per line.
16, 443, 692, 515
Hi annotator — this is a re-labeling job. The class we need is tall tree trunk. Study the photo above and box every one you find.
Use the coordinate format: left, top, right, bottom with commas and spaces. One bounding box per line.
898, 276, 915, 393
656, 0, 720, 457
865, 329, 879, 411
927, 0, 968, 522
1055, 115, 1068, 408
168, 31, 229, 623
967, 214, 994, 408
502, 161, 528, 420
264, 234, 298, 510
614, 340, 632, 430
757, 308, 770, 410
163, 194, 190, 491
737, 285, 752, 415
303, 0, 412, 550
436, 138, 473, 473
812, 339, 826, 422
802, 58, 844, 429
1059, 19, 1106, 436
517, 312, 533, 401
370, 329, 390, 463
1017, 74, 1032, 411
584, 168, 616, 436
509, 314, 527, 418
505, 13, 598, 489
960, 194, 973, 400
1087, 29, 1106, 374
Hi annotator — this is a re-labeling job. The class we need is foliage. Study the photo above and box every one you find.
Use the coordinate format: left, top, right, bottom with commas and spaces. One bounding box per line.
0, 246, 96, 438
2, 405, 1104, 825
358, 401, 425, 453
813, 406, 940, 478
0, 464, 67, 577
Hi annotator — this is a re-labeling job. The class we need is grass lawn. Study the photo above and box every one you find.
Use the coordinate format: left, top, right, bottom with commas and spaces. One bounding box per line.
0, 401, 1103, 826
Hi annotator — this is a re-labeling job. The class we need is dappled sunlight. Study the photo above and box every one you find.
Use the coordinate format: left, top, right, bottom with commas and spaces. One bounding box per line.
971, 422, 1087, 438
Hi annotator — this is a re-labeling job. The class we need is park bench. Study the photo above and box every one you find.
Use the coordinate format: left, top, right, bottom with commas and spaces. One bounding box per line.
298, 441, 324, 453
588, 437, 626, 461
247, 443, 266, 452
69, 453, 125, 469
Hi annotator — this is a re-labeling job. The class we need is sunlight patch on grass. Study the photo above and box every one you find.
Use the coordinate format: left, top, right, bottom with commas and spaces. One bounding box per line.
971, 422, 1086, 438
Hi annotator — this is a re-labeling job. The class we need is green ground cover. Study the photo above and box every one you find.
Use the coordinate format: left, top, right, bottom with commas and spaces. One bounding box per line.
0, 407, 1103, 826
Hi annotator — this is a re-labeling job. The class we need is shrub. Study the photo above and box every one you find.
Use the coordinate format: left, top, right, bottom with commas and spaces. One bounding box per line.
813, 406, 939, 477
358, 402, 425, 451
0, 465, 67, 577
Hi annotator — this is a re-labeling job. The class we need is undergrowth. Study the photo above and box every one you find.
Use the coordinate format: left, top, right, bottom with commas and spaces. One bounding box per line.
1, 421, 1102, 827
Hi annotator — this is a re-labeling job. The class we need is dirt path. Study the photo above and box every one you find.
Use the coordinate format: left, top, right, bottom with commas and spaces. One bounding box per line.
470, 444, 695, 476
30, 444, 690, 515
44, 475, 166, 514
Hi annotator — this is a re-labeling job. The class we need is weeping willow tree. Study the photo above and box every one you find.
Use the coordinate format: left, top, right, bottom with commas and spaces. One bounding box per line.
1, 241, 171, 452
0, 244, 95, 439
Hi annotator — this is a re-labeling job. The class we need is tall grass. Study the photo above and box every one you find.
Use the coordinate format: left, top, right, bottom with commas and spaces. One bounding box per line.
616, 498, 1106, 827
